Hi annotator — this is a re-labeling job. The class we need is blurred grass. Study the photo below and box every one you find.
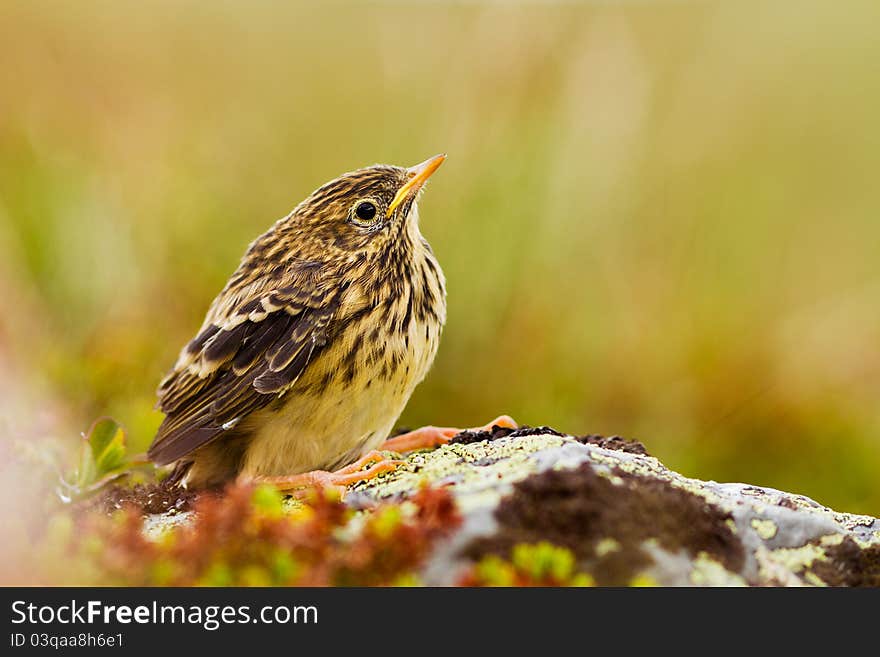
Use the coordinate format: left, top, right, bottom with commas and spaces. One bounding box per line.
1, 0, 880, 514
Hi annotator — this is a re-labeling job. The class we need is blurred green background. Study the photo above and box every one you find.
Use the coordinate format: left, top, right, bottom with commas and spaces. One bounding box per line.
2, 0, 879, 514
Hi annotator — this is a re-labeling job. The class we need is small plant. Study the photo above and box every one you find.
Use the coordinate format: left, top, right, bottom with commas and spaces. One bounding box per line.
72, 482, 461, 586
57, 417, 152, 503
459, 542, 595, 586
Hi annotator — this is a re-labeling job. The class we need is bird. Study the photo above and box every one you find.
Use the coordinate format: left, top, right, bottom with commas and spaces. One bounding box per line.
147, 154, 514, 492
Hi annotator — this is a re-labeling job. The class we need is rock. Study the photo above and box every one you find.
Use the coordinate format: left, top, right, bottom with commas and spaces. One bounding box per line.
346, 430, 880, 586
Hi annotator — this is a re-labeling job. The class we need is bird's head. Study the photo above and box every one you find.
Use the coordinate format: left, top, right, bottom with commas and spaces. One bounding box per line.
284, 154, 446, 259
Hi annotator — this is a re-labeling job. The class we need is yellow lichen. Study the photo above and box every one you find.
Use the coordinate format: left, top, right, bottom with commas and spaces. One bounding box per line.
629, 573, 658, 587
763, 533, 843, 574
350, 434, 567, 508
689, 552, 747, 586
750, 518, 778, 540
803, 571, 827, 587
595, 537, 621, 557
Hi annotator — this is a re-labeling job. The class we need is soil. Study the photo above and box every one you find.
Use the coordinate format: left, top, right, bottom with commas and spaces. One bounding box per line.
448, 424, 649, 456
449, 424, 563, 445
461, 463, 744, 585
82, 478, 200, 515
574, 434, 650, 456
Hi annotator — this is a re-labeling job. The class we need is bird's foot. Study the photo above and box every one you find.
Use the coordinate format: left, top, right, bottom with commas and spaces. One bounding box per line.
245, 450, 405, 497
242, 416, 517, 497
381, 415, 517, 453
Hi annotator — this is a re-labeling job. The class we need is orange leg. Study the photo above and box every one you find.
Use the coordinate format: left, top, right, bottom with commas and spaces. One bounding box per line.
381, 415, 517, 453
245, 450, 405, 496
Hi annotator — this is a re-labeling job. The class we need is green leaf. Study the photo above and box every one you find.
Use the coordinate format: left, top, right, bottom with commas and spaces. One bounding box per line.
74, 440, 97, 490
64, 417, 138, 499
86, 417, 128, 476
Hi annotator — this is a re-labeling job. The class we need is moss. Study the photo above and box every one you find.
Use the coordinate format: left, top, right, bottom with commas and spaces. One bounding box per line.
461, 463, 745, 586
459, 542, 595, 587
73, 483, 461, 586
77, 431, 880, 587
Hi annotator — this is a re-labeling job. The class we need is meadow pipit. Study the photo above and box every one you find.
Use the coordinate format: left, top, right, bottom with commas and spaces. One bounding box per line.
148, 155, 513, 491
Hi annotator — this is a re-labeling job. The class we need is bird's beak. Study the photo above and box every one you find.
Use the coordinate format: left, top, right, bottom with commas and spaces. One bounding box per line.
386, 153, 446, 217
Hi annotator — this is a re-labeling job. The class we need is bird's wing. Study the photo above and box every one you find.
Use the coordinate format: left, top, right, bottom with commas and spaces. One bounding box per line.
148, 266, 340, 465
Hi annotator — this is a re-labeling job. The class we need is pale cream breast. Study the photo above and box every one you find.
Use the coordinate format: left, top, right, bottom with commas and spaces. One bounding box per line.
238, 244, 445, 478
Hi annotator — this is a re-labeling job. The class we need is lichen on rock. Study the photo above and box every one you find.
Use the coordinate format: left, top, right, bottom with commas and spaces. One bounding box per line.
348, 429, 880, 586
131, 428, 879, 586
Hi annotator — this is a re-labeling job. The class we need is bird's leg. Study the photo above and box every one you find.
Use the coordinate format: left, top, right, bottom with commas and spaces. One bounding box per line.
243, 416, 517, 496
381, 415, 517, 453
243, 451, 405, 497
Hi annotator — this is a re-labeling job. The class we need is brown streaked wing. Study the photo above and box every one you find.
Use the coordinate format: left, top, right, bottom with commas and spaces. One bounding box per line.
148, 281, 339, 466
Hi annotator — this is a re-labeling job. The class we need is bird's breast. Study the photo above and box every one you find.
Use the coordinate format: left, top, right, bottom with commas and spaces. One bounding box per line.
239, 251, 445, 477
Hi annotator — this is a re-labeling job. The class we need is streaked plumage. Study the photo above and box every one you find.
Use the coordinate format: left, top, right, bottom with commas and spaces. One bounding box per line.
148, 157, 447, 488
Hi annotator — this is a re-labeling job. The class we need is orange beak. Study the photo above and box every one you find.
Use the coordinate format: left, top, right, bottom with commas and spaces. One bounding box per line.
386, 153, 446, 217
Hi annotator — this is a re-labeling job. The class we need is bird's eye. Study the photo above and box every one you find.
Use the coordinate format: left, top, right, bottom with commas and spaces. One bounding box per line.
354, 201, 377, 223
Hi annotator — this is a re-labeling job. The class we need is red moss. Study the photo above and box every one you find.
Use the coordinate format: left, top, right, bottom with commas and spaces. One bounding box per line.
78, 483, 461, 586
